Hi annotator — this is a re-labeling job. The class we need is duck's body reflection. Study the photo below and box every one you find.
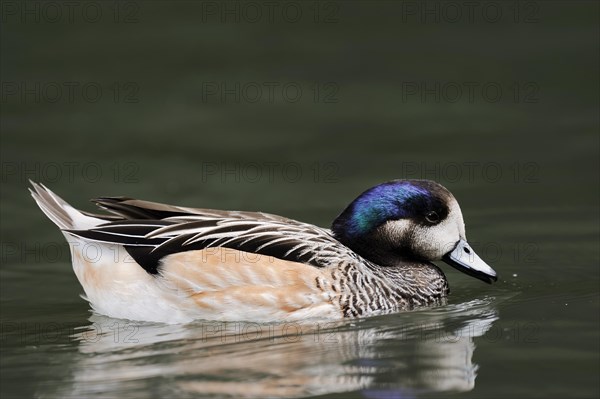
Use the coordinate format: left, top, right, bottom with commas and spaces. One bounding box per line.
55, 298, 498, 399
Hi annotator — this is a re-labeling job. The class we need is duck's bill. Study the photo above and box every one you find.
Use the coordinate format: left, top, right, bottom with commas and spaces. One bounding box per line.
442, 239, 498, 284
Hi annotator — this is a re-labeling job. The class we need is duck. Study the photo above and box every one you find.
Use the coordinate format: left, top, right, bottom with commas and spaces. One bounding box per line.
30, 179, 497, 324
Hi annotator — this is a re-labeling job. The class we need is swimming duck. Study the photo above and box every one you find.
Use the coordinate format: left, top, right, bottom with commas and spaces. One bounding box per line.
30, 179, 497, 324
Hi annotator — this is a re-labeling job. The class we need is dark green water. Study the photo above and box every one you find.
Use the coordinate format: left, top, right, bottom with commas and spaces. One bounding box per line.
1, 1, 598, 398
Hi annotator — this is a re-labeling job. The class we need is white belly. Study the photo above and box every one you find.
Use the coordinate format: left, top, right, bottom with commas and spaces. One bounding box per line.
65, 235, 341, 324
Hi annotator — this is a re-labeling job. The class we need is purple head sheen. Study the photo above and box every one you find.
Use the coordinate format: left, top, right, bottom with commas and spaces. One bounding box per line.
347, 181, 431, 236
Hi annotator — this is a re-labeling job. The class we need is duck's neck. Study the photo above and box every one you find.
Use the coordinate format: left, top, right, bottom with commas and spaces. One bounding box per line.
369, 260, 449, 308
332, 221, 417, 267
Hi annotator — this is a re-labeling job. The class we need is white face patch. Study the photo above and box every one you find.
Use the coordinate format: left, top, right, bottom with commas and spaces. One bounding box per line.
379, 198, 466, 261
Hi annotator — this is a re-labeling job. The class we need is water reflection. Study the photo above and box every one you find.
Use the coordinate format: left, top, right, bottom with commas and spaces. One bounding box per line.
53, 298, 498, 398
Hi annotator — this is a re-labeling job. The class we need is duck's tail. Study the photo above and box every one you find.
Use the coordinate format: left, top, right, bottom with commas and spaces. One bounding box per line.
29, 181, 102, 231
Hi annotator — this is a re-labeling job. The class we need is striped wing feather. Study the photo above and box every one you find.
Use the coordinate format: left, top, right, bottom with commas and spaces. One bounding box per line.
92, 197, 300, 224
66, 198, 359, 274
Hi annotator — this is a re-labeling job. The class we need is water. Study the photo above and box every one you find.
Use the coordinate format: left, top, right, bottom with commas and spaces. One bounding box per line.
1, 2, 599, 398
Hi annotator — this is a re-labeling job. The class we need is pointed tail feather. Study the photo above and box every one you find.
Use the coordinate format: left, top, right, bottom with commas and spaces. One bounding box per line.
29, 181, 103, 230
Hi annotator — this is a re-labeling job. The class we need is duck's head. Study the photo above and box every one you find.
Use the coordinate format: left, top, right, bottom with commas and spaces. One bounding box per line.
332, 179, 497, 284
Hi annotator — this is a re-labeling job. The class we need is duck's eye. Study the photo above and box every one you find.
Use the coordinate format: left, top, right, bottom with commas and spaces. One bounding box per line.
425, 211, 440, 224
